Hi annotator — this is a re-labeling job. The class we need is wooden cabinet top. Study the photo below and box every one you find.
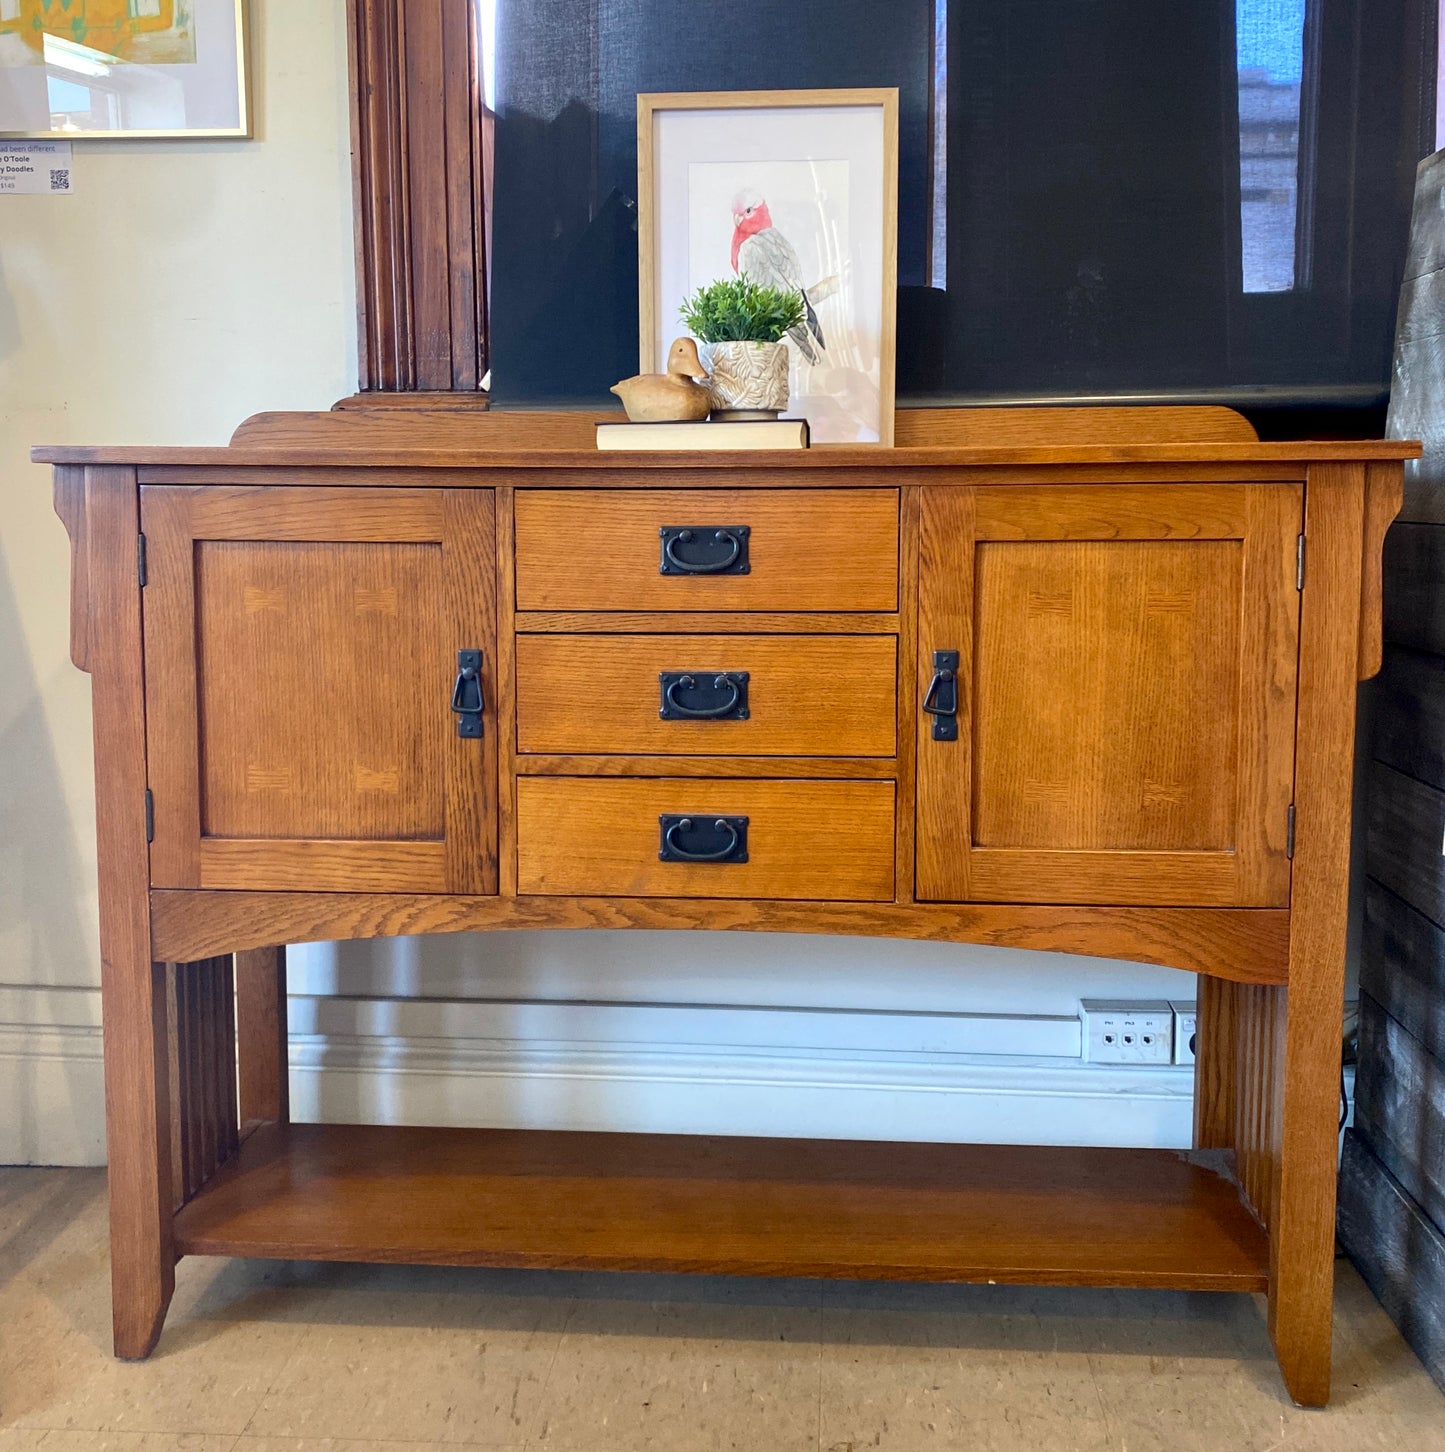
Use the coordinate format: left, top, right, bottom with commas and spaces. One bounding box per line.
31, 403, 1421, 474
32, 439, 1419, 471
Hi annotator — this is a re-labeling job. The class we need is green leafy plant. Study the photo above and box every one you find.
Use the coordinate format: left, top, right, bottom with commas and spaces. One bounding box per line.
679, 277, 805, 344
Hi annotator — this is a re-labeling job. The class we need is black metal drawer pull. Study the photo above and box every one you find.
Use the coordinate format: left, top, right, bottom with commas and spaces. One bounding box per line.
659, 525, 751, 575
658, 814, 750, 863
659, 671, 750, 720
450, 649, 484, 737
922, 649, 959, 741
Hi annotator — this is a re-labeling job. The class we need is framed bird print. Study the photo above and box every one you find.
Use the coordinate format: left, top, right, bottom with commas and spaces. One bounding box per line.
638, 88, 899, 445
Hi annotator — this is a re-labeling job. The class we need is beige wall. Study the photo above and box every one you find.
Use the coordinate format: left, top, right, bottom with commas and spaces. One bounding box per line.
0, 1, 355, 999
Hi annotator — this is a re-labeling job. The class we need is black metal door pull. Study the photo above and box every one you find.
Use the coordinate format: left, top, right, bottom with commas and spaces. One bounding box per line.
658, 814, 750, 863
923, 650, 959, 741
658, 671, 750, 720
450, 649, 484, 737
659, 525, 751, 575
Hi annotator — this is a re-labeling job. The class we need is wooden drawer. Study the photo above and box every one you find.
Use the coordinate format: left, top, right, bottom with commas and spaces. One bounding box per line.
514, 489, 899, 611
516, 778, 896, 900
516, 634, 897, 756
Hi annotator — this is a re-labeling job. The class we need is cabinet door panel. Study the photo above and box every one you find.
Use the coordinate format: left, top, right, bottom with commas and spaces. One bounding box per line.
196, 541, 446, 841
972, 539, 1242, 851
143, 486, 496, 894
916, 484, 1300, 906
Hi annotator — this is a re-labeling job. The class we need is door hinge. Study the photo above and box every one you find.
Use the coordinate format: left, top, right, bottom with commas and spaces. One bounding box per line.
138, 532, 148, 588
1286, 803, 1296, 860
1296, 533, 1305, 591
144, 789, 154, 843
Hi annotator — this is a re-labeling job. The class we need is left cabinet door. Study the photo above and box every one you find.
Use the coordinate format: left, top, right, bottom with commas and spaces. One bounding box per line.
142, 486, 497, 894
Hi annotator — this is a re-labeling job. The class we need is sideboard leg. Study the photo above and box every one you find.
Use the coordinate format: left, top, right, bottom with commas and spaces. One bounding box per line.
1269, 969, 1346, 1410
106, 961, 176, 1360
1265, 463, 1368, 1407
87, 465, 175, 1360
236, 946, 290, 1130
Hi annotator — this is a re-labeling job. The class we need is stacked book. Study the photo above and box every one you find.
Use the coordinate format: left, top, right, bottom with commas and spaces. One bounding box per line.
595, 419, 810, 451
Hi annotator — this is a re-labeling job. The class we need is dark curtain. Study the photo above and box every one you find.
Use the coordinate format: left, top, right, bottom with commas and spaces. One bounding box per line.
488, 0, 1434, 415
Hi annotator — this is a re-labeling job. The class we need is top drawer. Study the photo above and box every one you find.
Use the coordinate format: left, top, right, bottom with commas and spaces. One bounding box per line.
514, 489, 899, 611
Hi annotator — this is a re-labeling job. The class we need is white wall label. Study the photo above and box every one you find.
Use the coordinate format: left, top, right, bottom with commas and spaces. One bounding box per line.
0, 141, 74, 195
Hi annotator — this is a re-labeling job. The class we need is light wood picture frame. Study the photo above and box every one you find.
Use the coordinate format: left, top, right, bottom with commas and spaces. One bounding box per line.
0, 0, 251, 140
638, 88, 899, 446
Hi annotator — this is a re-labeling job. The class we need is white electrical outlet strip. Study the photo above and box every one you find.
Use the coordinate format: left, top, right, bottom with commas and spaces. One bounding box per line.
1079, 999, 1176, 1065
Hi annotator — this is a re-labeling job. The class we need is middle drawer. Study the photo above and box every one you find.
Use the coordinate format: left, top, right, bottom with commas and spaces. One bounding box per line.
515, 634, 898, 757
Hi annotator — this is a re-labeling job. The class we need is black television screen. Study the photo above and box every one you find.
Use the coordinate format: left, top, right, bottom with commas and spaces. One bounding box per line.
488, 0, 1436, 420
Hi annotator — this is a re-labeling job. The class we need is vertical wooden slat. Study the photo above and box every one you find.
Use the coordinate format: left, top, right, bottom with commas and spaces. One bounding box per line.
199, 960, 220, 1185
1241, 984, 1261, 1214
178, 969, 197, 1196
236, 946, 290, 1129
208, 958, 228, 1180
170, 956, 241, 1207
180, 967, 202, 1196
219, 956, 239, 1157
165, 965, 185, 1212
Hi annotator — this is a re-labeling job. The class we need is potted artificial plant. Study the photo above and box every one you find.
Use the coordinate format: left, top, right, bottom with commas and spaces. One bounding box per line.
680, 278, 805, 420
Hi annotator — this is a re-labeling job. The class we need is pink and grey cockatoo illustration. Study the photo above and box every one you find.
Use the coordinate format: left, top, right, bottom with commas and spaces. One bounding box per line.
730, 188, 831, 364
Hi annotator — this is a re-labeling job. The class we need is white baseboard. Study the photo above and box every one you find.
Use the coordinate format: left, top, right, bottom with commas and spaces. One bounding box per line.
287, 995, 1197, 1149
0, 986, 105, 1166
0, 987, 1203, 1166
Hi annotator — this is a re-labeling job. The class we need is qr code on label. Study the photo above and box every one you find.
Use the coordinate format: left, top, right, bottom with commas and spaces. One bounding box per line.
49, 168, 71, 192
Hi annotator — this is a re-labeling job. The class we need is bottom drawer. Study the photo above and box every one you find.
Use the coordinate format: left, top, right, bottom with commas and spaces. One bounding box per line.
516, 778, 896, 901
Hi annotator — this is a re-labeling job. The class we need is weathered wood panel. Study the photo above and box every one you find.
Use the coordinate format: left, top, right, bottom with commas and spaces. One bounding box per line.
1355, 993, 1445, 1230
1366, 762, 1445, 927
1382, 521, 1445, 654
1338, 1132, 1445, 1394
1372, 644, 1445, 790
1361, 879, 1445, 1064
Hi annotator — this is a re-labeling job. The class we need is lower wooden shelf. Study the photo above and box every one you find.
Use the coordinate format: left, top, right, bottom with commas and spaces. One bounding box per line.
173, 1123, 1269, 1292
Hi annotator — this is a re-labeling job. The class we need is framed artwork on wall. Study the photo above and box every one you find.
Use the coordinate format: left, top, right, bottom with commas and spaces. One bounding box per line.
0, 0, 250, 139
638, 88, 899, 445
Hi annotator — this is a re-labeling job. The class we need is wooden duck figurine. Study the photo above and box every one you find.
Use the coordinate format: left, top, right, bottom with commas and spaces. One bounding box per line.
610, 337, 712, 422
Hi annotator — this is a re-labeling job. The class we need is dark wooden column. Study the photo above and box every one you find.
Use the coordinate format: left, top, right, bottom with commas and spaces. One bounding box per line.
348, 0, 490, 393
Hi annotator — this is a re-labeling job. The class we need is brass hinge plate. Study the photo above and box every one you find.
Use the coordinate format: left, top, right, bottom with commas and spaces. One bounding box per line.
1296, 533, 1305, 591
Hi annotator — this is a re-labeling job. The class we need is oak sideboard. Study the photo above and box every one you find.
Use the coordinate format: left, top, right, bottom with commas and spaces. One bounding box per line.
39, 404, 1418, 1406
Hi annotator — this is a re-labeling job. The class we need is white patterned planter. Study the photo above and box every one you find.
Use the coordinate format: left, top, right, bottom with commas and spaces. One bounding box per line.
704, 340, 790, 418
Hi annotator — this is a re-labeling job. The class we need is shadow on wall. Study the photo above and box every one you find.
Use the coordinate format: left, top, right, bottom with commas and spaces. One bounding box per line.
0, 552, 97, 1150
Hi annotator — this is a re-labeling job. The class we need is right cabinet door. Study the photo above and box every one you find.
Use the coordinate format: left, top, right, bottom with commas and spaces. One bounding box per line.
916, 484, 1301, 906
